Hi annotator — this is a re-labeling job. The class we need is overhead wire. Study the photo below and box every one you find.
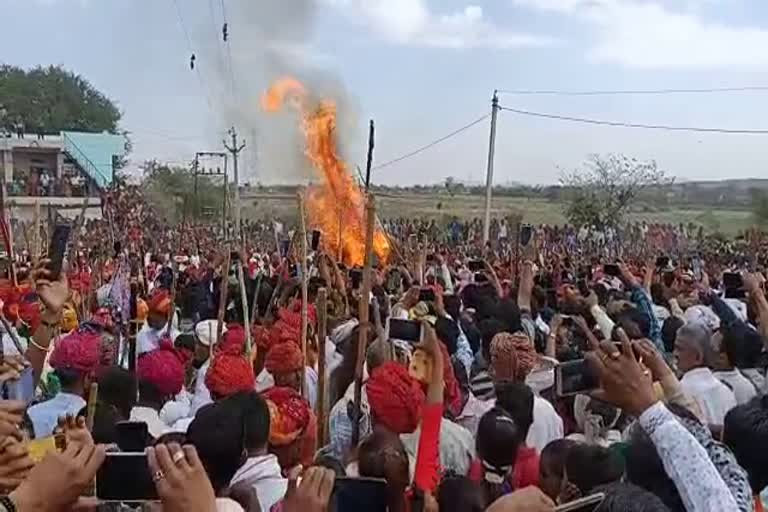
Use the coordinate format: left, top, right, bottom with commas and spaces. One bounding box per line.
498, 106, 768, 135
219, 0, 238, 99
372, 114, 490, 170
171, 0, 216, 115
496, 86, 768, 96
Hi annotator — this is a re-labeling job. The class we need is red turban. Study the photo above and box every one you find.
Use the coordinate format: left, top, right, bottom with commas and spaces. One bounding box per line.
263, 386, 311, 446
490, 332, 537, 381
265, 342, 303, 375
137, 339, 186, 397
205, 342, 255, 399
50, 330, 101, 374
367, 362, 425, 434
219, 324, 246, 352
253, 324, 270, 350
148, 289, 171, 315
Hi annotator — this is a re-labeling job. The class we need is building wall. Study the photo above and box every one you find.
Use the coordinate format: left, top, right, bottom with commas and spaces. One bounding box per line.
10, 149, 58, 181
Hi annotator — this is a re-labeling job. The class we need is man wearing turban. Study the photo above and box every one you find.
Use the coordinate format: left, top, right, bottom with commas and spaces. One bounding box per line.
27, 329, 101, 438
136, 289, 179, 355
262, 386, 316, 470
205, 326, 255, 401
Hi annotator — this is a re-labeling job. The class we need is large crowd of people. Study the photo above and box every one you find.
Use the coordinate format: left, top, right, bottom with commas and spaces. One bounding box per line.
0, 181, 765, 511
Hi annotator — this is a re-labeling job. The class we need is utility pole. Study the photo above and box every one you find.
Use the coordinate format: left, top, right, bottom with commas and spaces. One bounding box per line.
193, 152, 227, 233
482, 91, 499, 245
224, 127, 246, 241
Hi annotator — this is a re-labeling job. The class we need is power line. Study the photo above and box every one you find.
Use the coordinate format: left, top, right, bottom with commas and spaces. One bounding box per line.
498, 106, 768, 135
220, 0, 238, 99
171, 0, 216, 114
496, 86, 768, 96
373, 114, 490, 170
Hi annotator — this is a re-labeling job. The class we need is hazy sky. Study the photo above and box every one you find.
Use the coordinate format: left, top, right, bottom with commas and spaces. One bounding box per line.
4, 0, 768, 185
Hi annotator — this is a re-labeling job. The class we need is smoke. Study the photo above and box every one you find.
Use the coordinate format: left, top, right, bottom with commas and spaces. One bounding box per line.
193, 0, 361, 185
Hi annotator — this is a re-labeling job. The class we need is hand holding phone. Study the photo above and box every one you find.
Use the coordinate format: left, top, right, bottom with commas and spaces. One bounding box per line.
47, 224, 72, 280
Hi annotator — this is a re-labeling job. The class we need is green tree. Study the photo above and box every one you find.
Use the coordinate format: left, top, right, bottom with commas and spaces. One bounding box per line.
0, 64, 120, 134
141, 160, 227, 224
560, 154, 672, 228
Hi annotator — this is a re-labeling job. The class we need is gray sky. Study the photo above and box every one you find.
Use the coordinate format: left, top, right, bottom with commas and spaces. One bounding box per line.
4, 0, 768, 185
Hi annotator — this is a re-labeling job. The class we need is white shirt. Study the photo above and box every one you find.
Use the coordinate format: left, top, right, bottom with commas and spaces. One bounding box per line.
680, 367, 737, 427
136, 323, 180, 355
231, 454, 287, 512
255, 367, 318, 410
527, 395, 564, 454
191, 360, 213, 415
713, 369, 758, 406
130, 406, 170, 439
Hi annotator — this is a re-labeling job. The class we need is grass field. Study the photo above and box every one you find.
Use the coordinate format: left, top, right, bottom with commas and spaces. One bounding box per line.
241, 191, 755, 236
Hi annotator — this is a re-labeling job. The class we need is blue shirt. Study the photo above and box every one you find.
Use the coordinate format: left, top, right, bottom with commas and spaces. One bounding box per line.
27, 392, 86, 439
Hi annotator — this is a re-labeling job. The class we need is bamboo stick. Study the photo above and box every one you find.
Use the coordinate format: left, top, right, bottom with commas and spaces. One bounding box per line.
351, 194, 376, 448
237, 262, 252, 358
216, 249, 231, 346
297, 190, 309, 398
85, 382, 99, 432
316, 288, 328, 446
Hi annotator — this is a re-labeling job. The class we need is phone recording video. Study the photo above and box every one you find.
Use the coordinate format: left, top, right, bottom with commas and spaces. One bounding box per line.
467, 259, 485, 272
97, 452, 158, 502
349, 269, 363, 290
418, 288, 436, 302
655, 256, 671, 269
555, 359, 600, 397
723, 272, 745, 299
519, 224, 534, 246
116, 421, 150, 452
3, 366, 34, 404
311, 230, 322, 252
388, 319, 422, 344
332, 477, 388, 512
47, 223, 72, 280
603, 264, 621, 278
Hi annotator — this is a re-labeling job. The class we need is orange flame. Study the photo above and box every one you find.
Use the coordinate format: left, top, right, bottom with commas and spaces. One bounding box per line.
261, 77, 390, 266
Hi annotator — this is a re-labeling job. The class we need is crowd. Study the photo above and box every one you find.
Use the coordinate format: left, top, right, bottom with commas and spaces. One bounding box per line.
0, 183, 765, 511
7, 170, 89, 198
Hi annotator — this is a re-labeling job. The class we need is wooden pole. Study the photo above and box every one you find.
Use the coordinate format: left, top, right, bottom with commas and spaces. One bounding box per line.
85, 382, 99, 432
216, 249, 231, 346
32, 200, 40, 264
165, 260, 179, 337
351, 194, 376, 448
316, 288, 328, 446
297, 190, 309, 397
237, 262, 252, 358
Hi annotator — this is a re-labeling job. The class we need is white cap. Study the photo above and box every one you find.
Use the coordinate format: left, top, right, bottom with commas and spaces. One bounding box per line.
194, 320, 227, 347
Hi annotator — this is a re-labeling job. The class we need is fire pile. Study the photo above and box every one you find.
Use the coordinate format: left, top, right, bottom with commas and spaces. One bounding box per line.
261, 77, 390, 266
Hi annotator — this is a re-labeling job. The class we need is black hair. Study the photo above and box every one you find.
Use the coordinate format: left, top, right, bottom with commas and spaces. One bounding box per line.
476, 407, 521, 507
721, 324, 763, 369
137, 380, 165, 408
437, 476, 483, 512
358, 427, 410, 512
477, 318, 506, 361
54, 368, 83, 389
313, 454, 347, 477
155, 432, 188, 446
88, 402, 122, 445
187, 396, 248, 494
616, 307, 651, 339
443, 294, 461, 323
174, 333, 196, 354
225, 391, 271, 453
494, 381, 534, 439
435, 316, 460, 355
98, 367, 137, 419
540, 438, 576, 479
661, 317, 684, 354
565, 443, 624, 496
493, 299, 522, 334
724, 395, 768, 493
596, 482, 672, 512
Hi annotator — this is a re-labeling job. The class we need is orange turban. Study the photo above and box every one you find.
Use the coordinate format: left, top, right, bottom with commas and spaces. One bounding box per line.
367, 362, 425, 434
148, 289, 171, 316
265, 342, 303, 375
205, 342, 255, 399
263, 386, 311, 447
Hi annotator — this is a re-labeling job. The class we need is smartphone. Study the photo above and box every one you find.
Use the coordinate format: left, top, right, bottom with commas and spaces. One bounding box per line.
519, 224, 534, 246
555, 359, 600, 397
47, 224, 72, 280
350, 269, 363, 290
468, 259, 485, 272
553, 492, 606, 512
655, 256, 670, 269
474, 272, 489, 284
389, 319, 422, 343
576, 279, 590, 297
603, 264, 621, 277
723, 272, 744, 290
96, 452, 158, 502
418, 288, 435, 302
116, 421, 150, 452
279, 239, 291, 259
332, 477, 388, 512
4, 367, 34, 404
662, 271, 676, 287
311, 230, 321, 252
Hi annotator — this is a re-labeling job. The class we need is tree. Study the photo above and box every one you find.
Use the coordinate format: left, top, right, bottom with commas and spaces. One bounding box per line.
560, 154, 672, 228
0, 64, 121, 134
141, 160, 226, 224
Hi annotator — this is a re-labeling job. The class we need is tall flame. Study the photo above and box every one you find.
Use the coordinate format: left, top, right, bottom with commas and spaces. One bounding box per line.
261, 77, 390, 266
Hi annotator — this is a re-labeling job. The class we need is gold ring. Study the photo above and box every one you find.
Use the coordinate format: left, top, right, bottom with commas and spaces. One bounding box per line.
152, 470, 165, 482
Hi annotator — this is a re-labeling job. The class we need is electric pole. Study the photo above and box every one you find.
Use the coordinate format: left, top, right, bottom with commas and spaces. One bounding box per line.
482, 91, 499, 245
224, 127, 246, 241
